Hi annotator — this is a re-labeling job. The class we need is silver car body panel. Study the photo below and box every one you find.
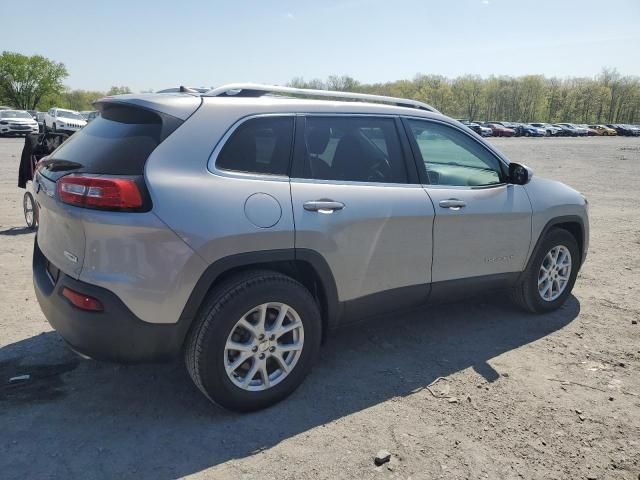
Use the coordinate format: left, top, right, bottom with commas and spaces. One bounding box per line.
291, 179, 434, 301
425, 183, 532, 282
523, 176, 589, 262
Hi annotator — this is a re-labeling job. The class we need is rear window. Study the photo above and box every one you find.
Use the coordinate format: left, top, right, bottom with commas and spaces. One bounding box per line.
49, 104, 182, 175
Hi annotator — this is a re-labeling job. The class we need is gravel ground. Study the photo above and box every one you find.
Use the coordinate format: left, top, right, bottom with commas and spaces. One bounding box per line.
0, 136, 639, 480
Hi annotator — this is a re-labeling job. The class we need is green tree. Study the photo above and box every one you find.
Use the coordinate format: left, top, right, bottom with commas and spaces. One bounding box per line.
0, 51, 67, 110
107, 85, 132, 96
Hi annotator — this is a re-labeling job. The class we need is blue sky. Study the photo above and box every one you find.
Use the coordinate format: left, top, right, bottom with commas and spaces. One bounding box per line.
1, 0, 639, 92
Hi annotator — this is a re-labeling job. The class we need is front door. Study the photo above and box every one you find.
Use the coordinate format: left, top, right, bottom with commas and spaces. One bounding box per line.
403, 118, 532, 283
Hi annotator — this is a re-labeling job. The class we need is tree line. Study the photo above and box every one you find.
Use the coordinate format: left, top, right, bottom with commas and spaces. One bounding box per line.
289, 70, 640, 124
2, 51, 639, 123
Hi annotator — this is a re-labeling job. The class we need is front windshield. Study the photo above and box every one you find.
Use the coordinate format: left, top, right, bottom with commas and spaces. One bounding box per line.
58, 110, 84, 120
0, 110, 32, 119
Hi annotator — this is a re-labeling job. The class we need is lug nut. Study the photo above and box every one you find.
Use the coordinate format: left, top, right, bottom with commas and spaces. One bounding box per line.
269, 346, 276, 352
252, 346, 258, 352
259, 353, 265, 360
269, 334, 275, 341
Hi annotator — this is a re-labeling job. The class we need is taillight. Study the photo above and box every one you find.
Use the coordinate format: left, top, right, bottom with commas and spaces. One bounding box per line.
56, 174, 143, 210
62, 287, 104, 312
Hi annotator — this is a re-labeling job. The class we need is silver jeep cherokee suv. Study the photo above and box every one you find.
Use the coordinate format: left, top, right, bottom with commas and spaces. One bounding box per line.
33, 84, 589, 411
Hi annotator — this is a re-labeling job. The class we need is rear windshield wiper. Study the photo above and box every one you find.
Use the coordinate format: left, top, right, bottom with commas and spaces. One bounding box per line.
40, 159, 82, 171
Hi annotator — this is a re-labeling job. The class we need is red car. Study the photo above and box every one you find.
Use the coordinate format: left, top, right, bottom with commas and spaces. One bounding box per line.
484, 122, 516, 137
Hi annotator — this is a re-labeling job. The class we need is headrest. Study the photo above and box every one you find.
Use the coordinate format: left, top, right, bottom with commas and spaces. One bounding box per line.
307, 126, 330, 155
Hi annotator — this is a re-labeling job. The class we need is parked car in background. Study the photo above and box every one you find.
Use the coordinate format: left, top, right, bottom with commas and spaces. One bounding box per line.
577, 125, 598, 136
530, 123, 563, 136
80, 111, 93, 120
483, 122, 516, 137
460, 120, 492, 137
27, 110, 38, 119
43, 108, 87, 133
512, 123, 546, 137
587, 125, 616, 136
554, 123, 587, 137
0, 109, 39, 136
32, 83, 589, 411
555, 123, 587, 137
606, 124, 637, 136
85, 111, 100, 123
551, 124, 574, 136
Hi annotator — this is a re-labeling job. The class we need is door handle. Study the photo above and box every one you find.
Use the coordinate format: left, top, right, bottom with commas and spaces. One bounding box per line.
303, 200, 345, 213
439, 199, 466, 210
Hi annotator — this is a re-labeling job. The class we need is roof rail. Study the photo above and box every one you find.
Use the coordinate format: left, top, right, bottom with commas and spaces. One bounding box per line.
203, 83, 440, 113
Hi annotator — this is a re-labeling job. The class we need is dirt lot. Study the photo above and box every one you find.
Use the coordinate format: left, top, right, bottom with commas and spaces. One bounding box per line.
0, 135, 639, 480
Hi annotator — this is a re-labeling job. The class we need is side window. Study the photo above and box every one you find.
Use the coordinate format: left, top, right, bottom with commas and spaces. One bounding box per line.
300, 116, 407, 184
407, 119, 504, 187
216, 116, 294, 175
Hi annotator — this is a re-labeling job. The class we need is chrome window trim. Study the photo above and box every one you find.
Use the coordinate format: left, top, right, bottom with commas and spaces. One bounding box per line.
209, 112, 416, 186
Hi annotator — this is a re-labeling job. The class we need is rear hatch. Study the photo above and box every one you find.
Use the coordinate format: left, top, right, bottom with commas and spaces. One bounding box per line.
35, 95, 201, 278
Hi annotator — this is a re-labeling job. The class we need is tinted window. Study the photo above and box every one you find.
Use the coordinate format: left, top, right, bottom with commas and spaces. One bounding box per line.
216, 116, 294, 175
407, 119, 503, 187
300, 116, 407, 183
48, 104, 181, 176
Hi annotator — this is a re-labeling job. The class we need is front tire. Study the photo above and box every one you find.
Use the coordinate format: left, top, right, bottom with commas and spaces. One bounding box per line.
511, 229, 580, 313
185, 270, 322, 411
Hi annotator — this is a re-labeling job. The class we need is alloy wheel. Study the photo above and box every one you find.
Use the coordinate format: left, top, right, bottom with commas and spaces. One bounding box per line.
538, 245, 572, 301
223, 302, 304, 391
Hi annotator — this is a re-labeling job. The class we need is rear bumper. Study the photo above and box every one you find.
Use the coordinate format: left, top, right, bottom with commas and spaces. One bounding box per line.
33, 238, 189, 363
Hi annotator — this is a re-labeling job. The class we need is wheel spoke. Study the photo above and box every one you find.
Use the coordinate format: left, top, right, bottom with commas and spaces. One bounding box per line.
273, 353, 290, 373
277, 321, 302, 337
256, 304, 268, 331
226, 340, 254, 352
238, 318, 259, 338
259, 362, 270, 388
242, 360, 259, 387
278, 341, 303, 353
272, 305, 288, 332
225, 351, 252, 373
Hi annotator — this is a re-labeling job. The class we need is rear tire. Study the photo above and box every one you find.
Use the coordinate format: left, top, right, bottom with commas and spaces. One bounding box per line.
185, 270, 322, 412
511, 229, 580, 313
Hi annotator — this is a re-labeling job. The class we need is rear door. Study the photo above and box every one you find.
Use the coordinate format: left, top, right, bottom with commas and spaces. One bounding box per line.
290, 115, 435, 318
403, 118, 532, 283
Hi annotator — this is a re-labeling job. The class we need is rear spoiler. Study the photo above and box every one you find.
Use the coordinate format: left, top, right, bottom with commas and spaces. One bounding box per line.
94, 93, 202, 121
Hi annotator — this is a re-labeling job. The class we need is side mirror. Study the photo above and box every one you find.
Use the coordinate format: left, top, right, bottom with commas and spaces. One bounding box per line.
508, 163, 533, 185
